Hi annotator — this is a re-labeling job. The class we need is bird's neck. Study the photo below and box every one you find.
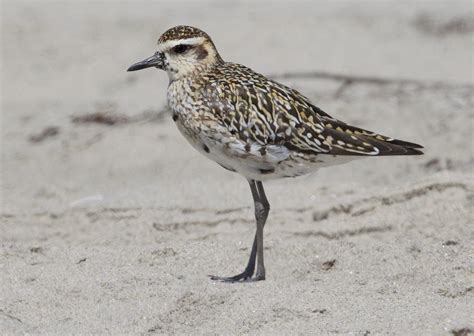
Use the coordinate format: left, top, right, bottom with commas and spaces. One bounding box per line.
167, 59, 223, 82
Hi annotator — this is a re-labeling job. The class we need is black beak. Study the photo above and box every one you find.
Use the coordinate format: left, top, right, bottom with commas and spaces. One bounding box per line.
127, 52, 164, 72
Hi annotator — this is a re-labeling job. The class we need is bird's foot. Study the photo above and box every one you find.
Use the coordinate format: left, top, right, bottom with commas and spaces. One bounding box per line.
208, 269, 254, 283
253, 271, 265, 281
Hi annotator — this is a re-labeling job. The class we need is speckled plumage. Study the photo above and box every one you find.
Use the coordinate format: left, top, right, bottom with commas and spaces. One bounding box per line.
158, 25, 211, 44
161, 28, 423, 180
128, 26, 423, 282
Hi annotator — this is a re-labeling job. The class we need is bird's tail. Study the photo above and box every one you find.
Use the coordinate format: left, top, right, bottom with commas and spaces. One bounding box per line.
362, 136, 424, 156
320, 119, 424, 156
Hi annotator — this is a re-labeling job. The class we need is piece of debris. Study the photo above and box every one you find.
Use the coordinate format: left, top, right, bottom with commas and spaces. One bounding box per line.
313, 204, 352, 221
138, 108, 168, 123
72, 112, 129, 126
451, 327, 472, 336
77, 258, 87, 264
72, 101, 169, 126
443, 240, 459, 246
28, 126, 59, 143
151, 248, 176, 257
0, 309, 23, 323
30, 247, 43, 253
422, 158, 456, 172
438, 286, 473, 299
408, 245, 422, 254
413, 13, 474, 37
423, 158, 441, 170
321, 259, 336, 271
311, 309, 327, 314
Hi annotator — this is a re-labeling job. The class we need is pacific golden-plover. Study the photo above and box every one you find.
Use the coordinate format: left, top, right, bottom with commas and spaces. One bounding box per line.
128, 25, 423, 282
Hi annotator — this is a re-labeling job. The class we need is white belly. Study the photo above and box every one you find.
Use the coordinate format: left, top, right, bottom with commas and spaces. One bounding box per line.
174, 119, 359, 181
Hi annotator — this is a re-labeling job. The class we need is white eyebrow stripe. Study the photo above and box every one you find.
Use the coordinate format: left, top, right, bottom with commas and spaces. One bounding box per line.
157, 37, 206, 52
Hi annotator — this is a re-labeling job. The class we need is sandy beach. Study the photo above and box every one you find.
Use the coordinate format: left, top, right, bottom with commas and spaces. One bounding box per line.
1, 1, 473, 335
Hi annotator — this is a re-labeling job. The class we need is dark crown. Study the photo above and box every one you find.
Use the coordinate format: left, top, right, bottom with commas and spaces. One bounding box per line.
158, 26, 212, 43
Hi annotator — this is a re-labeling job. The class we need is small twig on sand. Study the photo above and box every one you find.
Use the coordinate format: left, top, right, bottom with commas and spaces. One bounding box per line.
269, 71, 473, 89
0, 309, 23, 323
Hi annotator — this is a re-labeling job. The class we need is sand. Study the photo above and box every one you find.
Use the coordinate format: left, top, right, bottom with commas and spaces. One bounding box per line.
1, 1, 473, 335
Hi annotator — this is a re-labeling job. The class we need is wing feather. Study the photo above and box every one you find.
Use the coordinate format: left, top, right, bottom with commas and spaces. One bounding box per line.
205, 63, 423, 157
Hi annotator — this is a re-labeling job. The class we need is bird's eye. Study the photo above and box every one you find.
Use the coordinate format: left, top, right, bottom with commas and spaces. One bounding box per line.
172, 44, 191, 54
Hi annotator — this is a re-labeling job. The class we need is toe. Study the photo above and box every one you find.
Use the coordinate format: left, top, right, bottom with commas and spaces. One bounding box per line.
208, 272, 252, 283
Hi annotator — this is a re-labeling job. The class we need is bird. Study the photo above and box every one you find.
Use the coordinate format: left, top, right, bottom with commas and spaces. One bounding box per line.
127, 25, 423, 282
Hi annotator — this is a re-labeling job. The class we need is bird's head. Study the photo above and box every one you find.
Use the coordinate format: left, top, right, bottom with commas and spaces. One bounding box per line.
128, 26, 223, 81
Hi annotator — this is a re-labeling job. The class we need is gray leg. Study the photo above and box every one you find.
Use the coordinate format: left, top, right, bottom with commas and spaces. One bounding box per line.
254, 180, 269, 280
209, 179, 270, 282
